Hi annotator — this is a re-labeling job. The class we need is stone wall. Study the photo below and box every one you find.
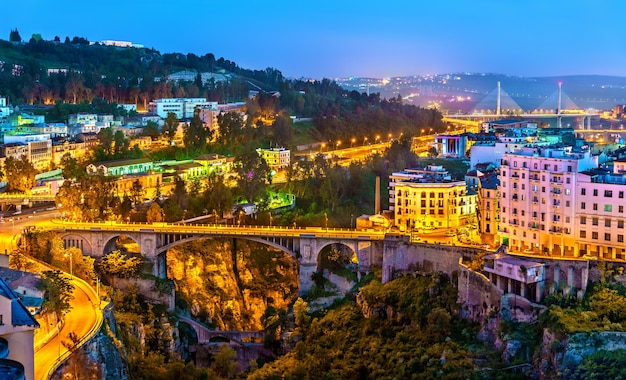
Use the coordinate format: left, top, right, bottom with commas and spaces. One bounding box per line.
458, 261, 503, 323
114, 277, 175, 310
382, 239, 484, 283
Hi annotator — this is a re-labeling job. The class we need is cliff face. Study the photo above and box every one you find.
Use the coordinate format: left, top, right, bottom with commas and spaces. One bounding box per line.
167, 238, 300, 331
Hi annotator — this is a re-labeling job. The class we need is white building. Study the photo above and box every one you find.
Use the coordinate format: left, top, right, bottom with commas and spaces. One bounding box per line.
148, 98, 218, 119
3, 134, 53, 170
499, 147, 598, 257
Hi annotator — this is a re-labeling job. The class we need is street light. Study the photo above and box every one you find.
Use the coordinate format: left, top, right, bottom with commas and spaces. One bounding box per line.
324, 212, 328, 231
238, 210, 244, 227
363, 137, 368, 146
269, 212, 273, 227
320, 142, 326, 153
388, 133, 392, 142
350, 214, 354, 229
336, 140, 341, 150
65, 252, 73, 279
351, 138, 355, 147
375, 135, 380, 144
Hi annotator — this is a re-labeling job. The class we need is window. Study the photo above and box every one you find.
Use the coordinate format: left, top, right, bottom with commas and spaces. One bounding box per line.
580, 216, 586, 224
605, 204, 613, 212
566, 201, 570, 207
581, 202, 586, 210
581, 188, 586, 195
592, 232, 598, 240
568, 165, 572, 172
593, 189, 598, 196
542, 186, 546, 193
619, 235, 624, 243
554, 165, 558, 171
514, 161, 518, 167
605, 233, 611, 241
621, 206, 625, 213
566, 178, 571, 184
620, 191, 624, 199
580, 230, 586, 238
605, 190, 613, 198
421, 192, 426, 198
593, 203, 598, 211
592, 217, 598, 226
421, 200, 426, 207
565, 189, 570, 195
606, 219, 612, 227
619, 220, 624, 229
502, 171, 506, 176
566, 217, 570, 223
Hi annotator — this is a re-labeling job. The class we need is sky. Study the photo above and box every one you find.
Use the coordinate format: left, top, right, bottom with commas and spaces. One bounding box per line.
1, 0, 625, 79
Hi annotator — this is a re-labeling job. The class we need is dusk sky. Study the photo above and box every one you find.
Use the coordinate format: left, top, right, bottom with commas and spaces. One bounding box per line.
1, 1, 625, 79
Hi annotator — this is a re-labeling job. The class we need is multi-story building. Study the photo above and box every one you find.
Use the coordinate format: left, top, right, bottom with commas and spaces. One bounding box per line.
433, 134, 468, 158
148, 98, 218, 119
389, 166, 451, 213
86, 157, 154, 176
392, 175, 477, 231
477, 172, 500, 247
193, 154, 234, 175
499, 147, 597, 256
0, 276, 39, 380
256, 148, 290, 170
3, 134, 53, 170
68, 113, 98, 126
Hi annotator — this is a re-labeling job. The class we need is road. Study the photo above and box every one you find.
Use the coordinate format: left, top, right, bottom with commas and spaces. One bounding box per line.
0, 209, 101, 380
34, 277, 100, 380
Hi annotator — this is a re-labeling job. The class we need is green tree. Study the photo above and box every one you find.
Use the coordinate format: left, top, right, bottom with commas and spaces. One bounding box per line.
211, 344, 239, 379
9, 28, 21, 42
271, 114, 294, 147
234, 150, 269, 204
97, 127, 115, 156
130, 179, 144, 207
4, 156, 37, 193
114, 130, 129, 156
142, 120, 160, 140
293, 298, 311, 339
162, 198, 184, 222
183, 107, 211, 152
203, 174, 233, 218
162, 112, 179, 144
39, 270, 75, 317
589, 288, 626, 323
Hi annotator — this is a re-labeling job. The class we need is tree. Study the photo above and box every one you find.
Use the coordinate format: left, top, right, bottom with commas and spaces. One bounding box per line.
4, 156, 37, 193
143, 120, 160, 140
39, 270, 75, 317
234, 150, 269, 204
271, 114, 294, 148
293, 298, 311, 339
9, 28, 21, 42
146, 202, 164, 223
60, 153, 84, 180
211, 344, 239, 379
162, 112, 179, 144
114, 130, 129, 156
130, 179, 144, 207
428, 146, 439, 158
162, 198, 184, 222
183, 107, 211, 152
62, 331, 101, 379
203, 174, 233, 217
97, 127, 115, 156
98, 250, 143, 280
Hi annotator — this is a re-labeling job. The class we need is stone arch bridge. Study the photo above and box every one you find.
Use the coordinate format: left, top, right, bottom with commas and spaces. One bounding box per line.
54, 221, 388, 293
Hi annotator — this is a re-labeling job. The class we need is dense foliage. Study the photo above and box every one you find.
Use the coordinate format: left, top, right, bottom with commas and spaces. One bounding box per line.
250, 274, 477, 379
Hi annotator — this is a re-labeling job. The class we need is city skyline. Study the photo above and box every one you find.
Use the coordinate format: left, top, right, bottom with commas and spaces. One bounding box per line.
1, 0, 625, 79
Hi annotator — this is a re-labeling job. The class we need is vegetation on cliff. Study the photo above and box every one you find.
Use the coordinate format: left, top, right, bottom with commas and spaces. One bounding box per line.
249, 274, 477, 379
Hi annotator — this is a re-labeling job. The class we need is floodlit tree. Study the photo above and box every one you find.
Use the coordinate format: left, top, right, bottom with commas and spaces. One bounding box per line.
39, 270, 75, 317
4, 156, 37, 193
146, 202, 164, 223
62, 331, 101, 379
130, 179, 144, 207
293, 297, 311, 339
183, 107, 211, 152
97, 127, 115, 156
60, 153, 84, 180
98, 250, 143, 280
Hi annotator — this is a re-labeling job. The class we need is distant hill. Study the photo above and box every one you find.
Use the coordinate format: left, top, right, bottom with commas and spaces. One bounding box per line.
337, 73, 626, 112
0, 36, 283, 107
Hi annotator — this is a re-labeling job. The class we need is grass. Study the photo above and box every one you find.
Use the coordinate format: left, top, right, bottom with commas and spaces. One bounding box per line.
292, 120, 318, 147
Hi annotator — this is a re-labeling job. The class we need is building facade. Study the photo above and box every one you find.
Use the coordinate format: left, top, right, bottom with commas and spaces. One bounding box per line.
499, 147, 597, 257
256, 148, 290, 169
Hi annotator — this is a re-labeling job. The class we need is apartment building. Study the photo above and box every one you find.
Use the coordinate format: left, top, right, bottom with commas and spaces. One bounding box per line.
499, 147, 597, 257
477, 172, 500, 247
393, 177, 477, 231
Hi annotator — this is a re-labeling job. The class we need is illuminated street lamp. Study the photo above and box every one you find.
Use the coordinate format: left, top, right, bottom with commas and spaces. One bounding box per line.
336, 140, 341, 150
388, 133, 392, 142
351, 138, 355, 147
363, 137, 368, 146
375, 135, 380, 144
320, 142, 326, 153
238, 210, 244, 227
65, 252, 73, 279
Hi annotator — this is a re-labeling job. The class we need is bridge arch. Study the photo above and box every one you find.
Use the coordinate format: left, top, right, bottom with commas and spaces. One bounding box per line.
60, 232, 93, 256
155, 235, 298, 258
316, 242, 358, 269
102, 234, 141, 256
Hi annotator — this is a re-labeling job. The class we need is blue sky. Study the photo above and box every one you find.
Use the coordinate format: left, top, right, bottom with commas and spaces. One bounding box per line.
1, 0, 624, 79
